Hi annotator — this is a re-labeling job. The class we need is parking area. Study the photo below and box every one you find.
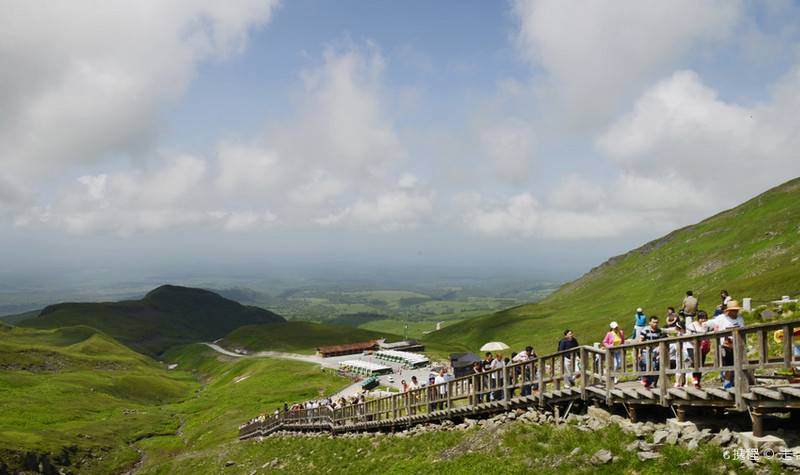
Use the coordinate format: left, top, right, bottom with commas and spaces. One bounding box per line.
319, 352, 440, 391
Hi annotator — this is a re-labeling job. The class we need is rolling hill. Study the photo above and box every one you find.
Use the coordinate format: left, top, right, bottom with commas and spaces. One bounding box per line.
219, 321, 398, 354
0, 325, 196, 474
20, 285, 285, 356
426, 177, 800, 354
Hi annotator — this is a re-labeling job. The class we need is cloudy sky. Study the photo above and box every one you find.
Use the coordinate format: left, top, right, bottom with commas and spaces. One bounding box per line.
2, 0, 800, 281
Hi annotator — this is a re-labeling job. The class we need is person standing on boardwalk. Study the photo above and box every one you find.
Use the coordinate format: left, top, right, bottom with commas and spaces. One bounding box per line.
558, 330, 579, 387
682, 290, 698, 319
687, 310, 711, 388
633, 307, 647, 339
711, 300, 745, 390
638, 316, 666, 389
603, 322, 625, 383
666, 307, 680, 328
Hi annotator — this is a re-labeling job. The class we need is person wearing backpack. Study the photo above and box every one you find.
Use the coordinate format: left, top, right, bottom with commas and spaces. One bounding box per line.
632, 307, 647, 340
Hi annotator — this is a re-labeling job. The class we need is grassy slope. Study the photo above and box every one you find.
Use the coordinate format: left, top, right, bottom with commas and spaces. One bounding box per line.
427, 177, 800, 354
20, 285, 285, 356
141, 414, 751, 475
219, 321, 398, 354
0, 325, 196, 474
135, 344, 350, 473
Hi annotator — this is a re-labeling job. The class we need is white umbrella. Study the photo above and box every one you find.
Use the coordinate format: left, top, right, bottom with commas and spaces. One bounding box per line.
480, 341, 510, 352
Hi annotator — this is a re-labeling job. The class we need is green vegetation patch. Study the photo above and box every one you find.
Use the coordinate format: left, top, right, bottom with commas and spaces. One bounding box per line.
219, 321, 397, 354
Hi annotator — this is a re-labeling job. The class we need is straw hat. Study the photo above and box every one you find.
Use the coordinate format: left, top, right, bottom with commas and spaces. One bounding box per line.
725, 300, 742, 311
610, 321, 619, 329
636, 307, 643, 313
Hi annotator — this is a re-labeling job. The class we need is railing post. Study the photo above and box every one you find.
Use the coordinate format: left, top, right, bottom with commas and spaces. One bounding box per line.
447, 380, 453, 410
538, 358, 545, 406
580, 347, 588, 400
732, 328, 749, 410
658, 340, 668, 406
503, 366, 510, 401
392, 394, 398, 419
471, 373, 478, 406
605, 349, 613, 404
783, 324, 794, 370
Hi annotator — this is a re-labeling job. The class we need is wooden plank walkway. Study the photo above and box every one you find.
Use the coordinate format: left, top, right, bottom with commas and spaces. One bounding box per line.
240, 319, 800, 439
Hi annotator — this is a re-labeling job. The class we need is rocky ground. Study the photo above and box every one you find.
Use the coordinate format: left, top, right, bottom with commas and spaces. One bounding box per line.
260, 405, 800, 473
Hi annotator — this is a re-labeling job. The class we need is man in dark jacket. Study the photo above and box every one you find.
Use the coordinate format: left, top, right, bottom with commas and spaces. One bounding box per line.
558, 330, 579, 387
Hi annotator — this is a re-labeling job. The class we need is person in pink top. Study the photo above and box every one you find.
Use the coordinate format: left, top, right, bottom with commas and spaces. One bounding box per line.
603, 321, 625, 382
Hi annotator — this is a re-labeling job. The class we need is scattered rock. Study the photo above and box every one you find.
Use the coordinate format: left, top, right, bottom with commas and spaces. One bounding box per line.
638, 451, 662, 461
653, 430, 669, 445
224, 460, 236, 467
587, 406, 612, 421
710, 428, 733, 447
666, 431, 679, 446
570, 447, 582, 456
591, 449, 613, 465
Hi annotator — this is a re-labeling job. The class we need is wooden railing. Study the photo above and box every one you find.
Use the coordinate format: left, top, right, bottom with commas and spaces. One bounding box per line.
239, 318, 799, 439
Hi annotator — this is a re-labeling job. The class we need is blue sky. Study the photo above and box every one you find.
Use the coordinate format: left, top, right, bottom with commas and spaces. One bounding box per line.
2, 0, 800, 283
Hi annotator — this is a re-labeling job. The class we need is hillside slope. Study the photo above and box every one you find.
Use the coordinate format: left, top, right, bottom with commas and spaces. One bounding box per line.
0, 325, 195, 474
427, 177, 800, 353
219, 321, 398, 354
21, 285, 285, 356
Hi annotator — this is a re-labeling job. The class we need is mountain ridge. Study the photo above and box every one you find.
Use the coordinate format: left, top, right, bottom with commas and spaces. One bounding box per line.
22, 284, 285, 356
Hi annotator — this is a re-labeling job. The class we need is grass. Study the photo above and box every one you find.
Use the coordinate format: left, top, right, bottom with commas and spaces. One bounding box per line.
137, 416, 752, 475
358, 318, 460, 339
132, 344, 351, 473
20, 285, 284, 356
427, 177, 800, 355
0, 326, 196, 474
218, 321, 399, 354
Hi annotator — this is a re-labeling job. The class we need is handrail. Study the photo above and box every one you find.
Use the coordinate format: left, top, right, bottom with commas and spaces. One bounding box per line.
240, 318, 799, 438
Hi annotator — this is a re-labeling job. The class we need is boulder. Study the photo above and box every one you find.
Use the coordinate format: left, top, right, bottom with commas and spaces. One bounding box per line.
666, 431, 679, 446
637, 451, 662, 461
653, 430, 669, 445
591, 449, 613, 465
587, 406, 612, 421
710, 428, 733, 447
737, 432, 786, 453
667, 418, 698, 437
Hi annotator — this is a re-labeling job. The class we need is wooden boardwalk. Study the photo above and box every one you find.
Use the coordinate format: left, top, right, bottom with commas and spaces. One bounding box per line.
240, 319, 800, 439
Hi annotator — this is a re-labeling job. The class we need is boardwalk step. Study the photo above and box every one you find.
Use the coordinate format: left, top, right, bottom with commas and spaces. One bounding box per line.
706, 387, 733, 400
683, 387, 708, 400
636, 387, 656, 399
751, 387, 784, 400
777, 386, 800, 398
667, 388, 690, 400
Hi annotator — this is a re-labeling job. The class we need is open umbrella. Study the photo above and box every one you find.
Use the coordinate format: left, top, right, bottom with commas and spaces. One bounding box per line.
480, 341, 510, 352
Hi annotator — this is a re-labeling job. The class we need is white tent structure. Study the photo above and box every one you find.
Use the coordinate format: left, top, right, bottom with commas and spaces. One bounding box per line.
374, 350, 429, 368
338, 360, 392, 376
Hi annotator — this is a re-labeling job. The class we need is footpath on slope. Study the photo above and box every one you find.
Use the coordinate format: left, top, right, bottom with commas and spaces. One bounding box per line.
203, 343, 370, 400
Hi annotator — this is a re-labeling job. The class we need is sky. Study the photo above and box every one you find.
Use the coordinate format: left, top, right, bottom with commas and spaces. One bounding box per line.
2, 0, 800, 284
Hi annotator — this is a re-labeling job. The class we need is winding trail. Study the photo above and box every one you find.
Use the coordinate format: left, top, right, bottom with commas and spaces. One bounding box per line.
202, 343, 364, 399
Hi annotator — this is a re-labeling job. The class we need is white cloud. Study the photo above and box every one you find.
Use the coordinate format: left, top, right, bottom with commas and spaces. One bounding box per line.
597, 69, 800, 198
216, 143, 282, 196
0, 0, 278, 196
512, 0, 741, 129
466, 192, 641, 240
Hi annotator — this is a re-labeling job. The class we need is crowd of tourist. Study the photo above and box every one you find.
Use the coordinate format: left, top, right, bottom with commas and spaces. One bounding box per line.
241, 288, 798, 431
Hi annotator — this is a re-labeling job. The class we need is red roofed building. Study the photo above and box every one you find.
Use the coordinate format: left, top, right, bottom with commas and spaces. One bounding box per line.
317, 340, 379, 358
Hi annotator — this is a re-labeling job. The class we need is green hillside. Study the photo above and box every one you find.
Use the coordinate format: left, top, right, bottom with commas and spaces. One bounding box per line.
219, 321, 398, 354
21, 285, 285, 356
427, 177, 800, 354
0, 325, 196, 474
